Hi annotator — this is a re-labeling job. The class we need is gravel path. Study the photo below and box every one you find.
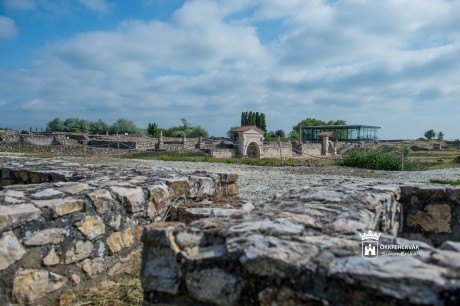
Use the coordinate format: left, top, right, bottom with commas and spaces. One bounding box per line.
61, 157, 460, 201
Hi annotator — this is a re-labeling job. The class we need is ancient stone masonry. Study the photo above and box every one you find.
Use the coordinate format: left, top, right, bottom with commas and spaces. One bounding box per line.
142, 180, 460, 306
0, 156, 238, 305
400, 184, 460, 246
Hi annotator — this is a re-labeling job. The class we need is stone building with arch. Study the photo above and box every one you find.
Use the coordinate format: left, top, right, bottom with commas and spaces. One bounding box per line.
231, 126, 265, 158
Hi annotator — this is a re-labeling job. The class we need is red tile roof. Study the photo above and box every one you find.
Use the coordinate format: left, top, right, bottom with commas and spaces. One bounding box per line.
231, 126, 264, 133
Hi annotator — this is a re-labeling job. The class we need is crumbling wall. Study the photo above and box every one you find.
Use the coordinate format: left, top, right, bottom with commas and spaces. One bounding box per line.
262, 141, 293, 158
141, 180, 460, 306
0, 157, 238, 305
400, 184, 460, 246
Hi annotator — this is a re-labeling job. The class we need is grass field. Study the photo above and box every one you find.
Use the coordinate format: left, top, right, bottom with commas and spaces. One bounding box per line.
2, 141, 459, 170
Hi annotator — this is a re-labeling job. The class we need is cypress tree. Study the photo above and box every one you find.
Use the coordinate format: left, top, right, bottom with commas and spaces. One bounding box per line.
260, 113, 266, 131
241, 112, 245, 126
255, 112, 260, 129
248, 111, 253, 125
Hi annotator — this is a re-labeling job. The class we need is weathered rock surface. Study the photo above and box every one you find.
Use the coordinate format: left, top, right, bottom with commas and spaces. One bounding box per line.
0, 232, 27, 271
142, 180, 460, 306
0, 156, 238, 306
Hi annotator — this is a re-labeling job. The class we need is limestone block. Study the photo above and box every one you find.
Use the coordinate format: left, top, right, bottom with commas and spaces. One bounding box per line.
31, 188, 64, 199
13, 269, 48, 305
65, 240, 93, 264
217, 172, 238, 184
109, 186, 145, 213
24, 228, 67, 246
2, 196, 23, 203
407, 204, 452, 233
447, 187, 460, 202
414, 185, 447, 202
0, 203, 41, 231
187, 176, 216, 199
439, 241, 460, 252
82, 257, 107, 277
58, 183, 91, 194
11, 170, 30, 183
147, 184, 170, 218
106, 228, 135, 254
107, 214, 122, 230
13, 269, 67, 305
259, 287, 326, 306
107, 249, 141, 276
0, 190, 25, 198
71, 274, 81, 285
34, 198, 86, 217
214, 184, 239, 202
233, 234, 318, 278
163, 178, 189, 199
329, 256, 446, 305
87, 189, 113, 214
186, 268, 243, 306
0, 232, 27, 271
46, 272, 68, 293
43, 248, 60, 266
76, 215, 105, 240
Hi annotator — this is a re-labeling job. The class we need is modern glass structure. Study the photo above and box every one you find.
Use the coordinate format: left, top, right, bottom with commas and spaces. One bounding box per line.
301, 125, 380, 142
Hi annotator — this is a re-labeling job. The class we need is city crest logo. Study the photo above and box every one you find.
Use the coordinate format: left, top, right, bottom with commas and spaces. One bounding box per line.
359, 230, 381, 260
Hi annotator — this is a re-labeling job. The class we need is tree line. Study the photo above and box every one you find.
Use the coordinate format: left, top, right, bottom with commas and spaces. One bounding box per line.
46, 117, 208, 137
241, 111, 266, 131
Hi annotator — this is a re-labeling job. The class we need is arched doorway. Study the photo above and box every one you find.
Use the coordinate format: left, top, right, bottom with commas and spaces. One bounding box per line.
246, 142, 260, 158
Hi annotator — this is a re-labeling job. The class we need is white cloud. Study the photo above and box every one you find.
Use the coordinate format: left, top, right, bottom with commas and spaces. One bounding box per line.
78, 0, 111, 13
0, 16, 18, 39
2, 0, 36, 11
21, 99, 44, 110
1, 0, 460, 138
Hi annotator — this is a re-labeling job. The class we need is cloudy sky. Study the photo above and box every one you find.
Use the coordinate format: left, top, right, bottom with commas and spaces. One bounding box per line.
1, 0, 459, 139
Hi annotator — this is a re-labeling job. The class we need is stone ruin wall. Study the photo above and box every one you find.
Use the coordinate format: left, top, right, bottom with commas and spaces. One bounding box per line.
141, 182, 460, 306
0, 156, 238, 305
262, 142, 293, 158
2, 155, 460, 305
0, 130, 365, 159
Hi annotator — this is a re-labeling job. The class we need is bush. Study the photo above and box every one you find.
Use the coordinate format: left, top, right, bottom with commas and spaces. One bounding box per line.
339, 149, 422, 171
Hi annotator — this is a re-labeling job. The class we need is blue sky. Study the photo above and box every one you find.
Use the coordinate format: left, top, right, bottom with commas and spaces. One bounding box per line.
1, 0, 459, 139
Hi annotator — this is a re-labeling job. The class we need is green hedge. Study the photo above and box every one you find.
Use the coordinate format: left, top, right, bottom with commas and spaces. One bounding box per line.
339, 149, 422, 171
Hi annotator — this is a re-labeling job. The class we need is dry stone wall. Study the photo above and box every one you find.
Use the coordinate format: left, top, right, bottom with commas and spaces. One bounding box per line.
141, 180, 460, 306
400, 184, 460, 246
0, 156, 238, 305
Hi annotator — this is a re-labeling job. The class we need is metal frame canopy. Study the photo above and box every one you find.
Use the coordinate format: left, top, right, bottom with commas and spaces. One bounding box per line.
301, 125, 380, 141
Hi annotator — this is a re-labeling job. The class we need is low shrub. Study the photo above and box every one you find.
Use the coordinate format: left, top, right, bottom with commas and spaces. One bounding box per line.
429, 179, 460, 186
339, 149, 422, 171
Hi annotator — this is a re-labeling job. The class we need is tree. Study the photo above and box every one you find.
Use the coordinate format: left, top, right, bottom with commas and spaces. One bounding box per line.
110, 118, 140, 135
424, 129, 436, 140
147, 123, 159, 136
188, 126, 208, 137
275, 129, 285, 138
260, 113, 266, 131
46, 118, 64, 132
241, 111, 267, 131
180, 118, 191, 137
227, 126, 240, 141
437, 131, 444, 140
90, 119, 109, 135
291, 118, 346, 138
63, 117, 81, 132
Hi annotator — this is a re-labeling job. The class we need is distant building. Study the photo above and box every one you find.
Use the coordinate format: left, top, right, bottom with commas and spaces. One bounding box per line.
301, 125, 380, 142
231, 126, 265, 158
